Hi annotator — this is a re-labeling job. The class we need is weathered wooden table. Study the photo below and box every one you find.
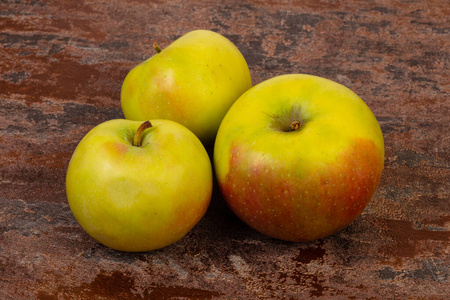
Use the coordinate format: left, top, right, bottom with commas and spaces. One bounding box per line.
1, 1, 448, 298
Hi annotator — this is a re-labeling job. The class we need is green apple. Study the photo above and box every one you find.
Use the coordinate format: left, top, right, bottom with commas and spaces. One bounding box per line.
121, 29, 252, 143
214, 74, 384, 242
66, 119, 212, 251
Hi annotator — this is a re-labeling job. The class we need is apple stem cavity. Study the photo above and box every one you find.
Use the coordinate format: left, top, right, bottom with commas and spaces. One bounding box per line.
153, 43, 162, 53
133, 121, 153, 147
290, 120, 302, 131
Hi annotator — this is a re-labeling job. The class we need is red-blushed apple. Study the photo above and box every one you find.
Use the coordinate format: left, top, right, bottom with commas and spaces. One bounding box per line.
121, 29, 252, 144
214, 74, 385, 242
66, 119, 212, 251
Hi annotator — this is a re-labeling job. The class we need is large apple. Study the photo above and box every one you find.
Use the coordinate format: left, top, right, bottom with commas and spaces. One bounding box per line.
121, 29, 252, 143
214, 74, 384, 242
66, 119, 212, 251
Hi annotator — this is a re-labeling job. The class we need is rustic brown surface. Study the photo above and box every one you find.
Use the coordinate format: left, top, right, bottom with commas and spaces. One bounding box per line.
1, 0, 449, 299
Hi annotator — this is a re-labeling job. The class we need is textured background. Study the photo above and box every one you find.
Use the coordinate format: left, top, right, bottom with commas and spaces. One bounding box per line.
1, 0, 449, 299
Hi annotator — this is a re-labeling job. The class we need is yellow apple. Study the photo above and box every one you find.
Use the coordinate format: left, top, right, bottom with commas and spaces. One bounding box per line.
121, 29, 252, 143
214, 74, 384, 242
66, 119, 212, 251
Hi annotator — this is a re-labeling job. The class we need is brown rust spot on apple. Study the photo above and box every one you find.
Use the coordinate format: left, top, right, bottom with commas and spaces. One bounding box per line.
220, 137, 384, 242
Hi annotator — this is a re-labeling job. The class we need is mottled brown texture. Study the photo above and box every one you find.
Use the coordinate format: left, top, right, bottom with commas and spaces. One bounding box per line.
1, 0, 449, 299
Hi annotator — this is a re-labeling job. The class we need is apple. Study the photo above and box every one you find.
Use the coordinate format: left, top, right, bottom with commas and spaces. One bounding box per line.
121, 29, 252, 143
66, 119, 212, 251
214, 74, 384, 242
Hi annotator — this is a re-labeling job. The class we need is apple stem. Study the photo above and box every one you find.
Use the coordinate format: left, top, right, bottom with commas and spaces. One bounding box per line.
133, 121, 153, 147
153, 43, 162, 53
290, 120, 302, 131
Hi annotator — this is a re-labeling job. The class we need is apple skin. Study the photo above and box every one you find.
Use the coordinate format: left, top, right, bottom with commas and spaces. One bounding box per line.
66, 119, 212, 252
214, 74, 384, 242
121, 29, 252, 143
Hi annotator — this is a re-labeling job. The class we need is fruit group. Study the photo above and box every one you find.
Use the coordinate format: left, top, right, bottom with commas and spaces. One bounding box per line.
214, 74, 384, 242
121, 29, 252, 143
66, 119, 212, 251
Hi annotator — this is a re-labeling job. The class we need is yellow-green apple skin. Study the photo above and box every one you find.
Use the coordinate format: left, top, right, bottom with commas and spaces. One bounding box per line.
66, 119, 212, 252
121, 29, 252, 143
214, 74, 384, 242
